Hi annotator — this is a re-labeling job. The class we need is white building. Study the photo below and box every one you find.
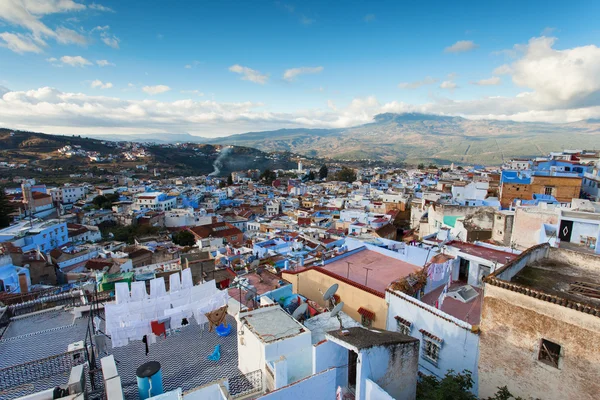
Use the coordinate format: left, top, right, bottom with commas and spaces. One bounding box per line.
50, 185, 87, 204
164, 208, 213, 228
133, 192, 177, 212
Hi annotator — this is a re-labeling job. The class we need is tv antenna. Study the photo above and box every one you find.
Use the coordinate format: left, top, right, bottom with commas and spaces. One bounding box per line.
244, 288, 258, 308
292, 302, 309, 322
330, 302, 344, 330
363, 267, 373, 286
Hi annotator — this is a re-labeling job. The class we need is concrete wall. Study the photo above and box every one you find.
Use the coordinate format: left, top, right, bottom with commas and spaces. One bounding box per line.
357, 343, 419, 400
365, 379, 395, 400
257, 368, 337, 400
479, 283, 600, 400
385, 290, 479, 394
510, 207, 560, 250
282, 268, 388, 329
313, 340, 349, 389
184, 383, 227, 400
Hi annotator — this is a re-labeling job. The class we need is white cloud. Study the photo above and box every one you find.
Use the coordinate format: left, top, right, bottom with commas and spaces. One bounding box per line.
444, 40, 478, 53
0, 32, 43, 54
142, 85, 171, 95
55, 26, 87, 45
493, 64, 512, 75
96, 59, 115, 67
184, 65, 192, 69
229, 64, 268, 84
283, 66, 324, 81
300, 16, 315, 25
541, 27, 556, 36
180, 90, 204, 96
90, 79, 112, 89
59, 55, 91, 67
472, 76, 501, 86
440, 81, 458, 90
364, 14, 376, 22
0, 0, 106, 53
101, 34, 120, 49
89, 3, 114, 12
398, 76, 437, 89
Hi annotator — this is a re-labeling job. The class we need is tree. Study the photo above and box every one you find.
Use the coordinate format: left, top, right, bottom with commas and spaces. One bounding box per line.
172, 230, 196, 246
429, 164, 438, 169
307, 170, 315, 181
92, 193, 119, 210
260, 169, 277, 184
335, 166, 357, 183
0, 187, 15, 228
418, 163, 425, 170
417, 370, 476, 400
318, 164, 328, 180
417, 370, 523, 400
227, 174, 233, 185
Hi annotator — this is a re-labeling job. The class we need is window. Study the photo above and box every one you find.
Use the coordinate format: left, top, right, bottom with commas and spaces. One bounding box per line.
538, 339, 561, 368
395, 316, 412, 336
361, 314, 373, 327
544, 187, 554, 196
231, 236, 237, 241
422, 338, 440, 365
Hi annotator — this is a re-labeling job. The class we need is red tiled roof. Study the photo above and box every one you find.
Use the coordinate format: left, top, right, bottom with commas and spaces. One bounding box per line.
189, 222, 242, 239
419, 329, 443, 343
358, 307, 376, 321
394, 315, 412, 326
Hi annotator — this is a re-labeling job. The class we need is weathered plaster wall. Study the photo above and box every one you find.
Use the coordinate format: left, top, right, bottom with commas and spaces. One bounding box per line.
313, 340, 349, 389
365, 379, 395, 400
357, 342, 419, 400
479, 284, 600, 400
386, 290, 480, 394
257, 368, 337, 400
510, 207, 560, 250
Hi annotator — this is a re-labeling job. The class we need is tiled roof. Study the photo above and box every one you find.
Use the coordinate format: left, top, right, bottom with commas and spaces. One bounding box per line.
358, 307, 376, 321
394, 315, 412, 326
419, 328, 443, 343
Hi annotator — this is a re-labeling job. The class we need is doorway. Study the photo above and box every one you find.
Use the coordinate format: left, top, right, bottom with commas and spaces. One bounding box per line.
459, 258, 469, 282
348, 350, 358, 393
559, 220, 573, 242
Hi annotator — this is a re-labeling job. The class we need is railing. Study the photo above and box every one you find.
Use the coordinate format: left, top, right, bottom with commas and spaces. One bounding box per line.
229, 369, 263, 399
0, 349, 86, 390
9, 292, 83, 316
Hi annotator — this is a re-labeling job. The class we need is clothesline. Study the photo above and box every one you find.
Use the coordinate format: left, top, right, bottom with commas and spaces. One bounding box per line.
105, 271, 228, 348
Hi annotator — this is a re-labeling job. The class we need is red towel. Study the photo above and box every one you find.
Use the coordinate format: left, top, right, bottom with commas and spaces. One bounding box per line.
151, 321, 166, 338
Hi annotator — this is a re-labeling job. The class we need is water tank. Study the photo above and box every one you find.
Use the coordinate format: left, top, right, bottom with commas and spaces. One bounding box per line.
136, 361, 163, 400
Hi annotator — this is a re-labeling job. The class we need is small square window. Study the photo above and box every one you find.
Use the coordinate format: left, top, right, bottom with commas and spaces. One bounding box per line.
422, 339, 440, 365
396, 319, 411, 336
538, 339, 561, 368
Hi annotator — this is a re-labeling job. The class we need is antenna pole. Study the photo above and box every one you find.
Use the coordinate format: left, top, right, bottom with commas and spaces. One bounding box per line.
346, 261, 352, 278
363, 267, 373, 286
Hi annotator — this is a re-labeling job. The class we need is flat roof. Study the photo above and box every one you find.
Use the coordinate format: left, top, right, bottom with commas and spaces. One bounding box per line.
326, 326, 418, 350
241, 306, 306, 343
512, 258, 600, 307
323, 249, 421, 293
421, 282, 482, 325
447, 241, 519, 264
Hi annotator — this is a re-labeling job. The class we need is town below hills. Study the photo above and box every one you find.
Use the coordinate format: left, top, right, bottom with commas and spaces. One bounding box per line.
83, 112, 600, 164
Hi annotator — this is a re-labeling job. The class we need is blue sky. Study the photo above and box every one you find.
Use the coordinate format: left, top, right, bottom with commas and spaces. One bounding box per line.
1, 0, 600, 137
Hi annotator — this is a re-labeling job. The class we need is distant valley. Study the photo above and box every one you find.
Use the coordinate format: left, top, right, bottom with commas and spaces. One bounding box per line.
85, 113, 600, 165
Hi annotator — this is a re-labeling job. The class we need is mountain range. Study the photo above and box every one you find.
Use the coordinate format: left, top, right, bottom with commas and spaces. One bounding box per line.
20, 113, 600, 165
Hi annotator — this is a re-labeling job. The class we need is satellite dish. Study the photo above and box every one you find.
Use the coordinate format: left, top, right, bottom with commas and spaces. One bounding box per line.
245, 291, 256, 301
250, 260, 259, 268
323, 284, 339, 301
330, 302, 343, 317
292, 303, 308, 320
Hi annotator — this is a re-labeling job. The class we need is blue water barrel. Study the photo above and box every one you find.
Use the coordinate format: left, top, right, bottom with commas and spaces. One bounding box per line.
136, 361, 163, 400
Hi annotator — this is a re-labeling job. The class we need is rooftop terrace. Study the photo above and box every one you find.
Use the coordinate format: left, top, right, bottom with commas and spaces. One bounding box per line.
323, 249, 421, 293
